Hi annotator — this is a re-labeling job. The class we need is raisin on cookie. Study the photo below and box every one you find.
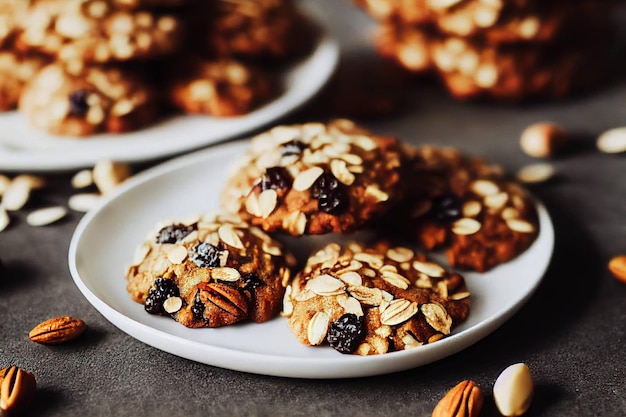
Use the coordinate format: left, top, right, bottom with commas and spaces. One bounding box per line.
386, 145, 539, 272
126, 212, 296, 328
18, 62, 160, 136
284, 241, 470, 355
220, 119, 407, 236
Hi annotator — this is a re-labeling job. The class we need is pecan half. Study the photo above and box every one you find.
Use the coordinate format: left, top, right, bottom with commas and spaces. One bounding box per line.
432, 380, 483, 417
197, 282, 248, 326
0, 366, 37, 414
28, 316, 87, 345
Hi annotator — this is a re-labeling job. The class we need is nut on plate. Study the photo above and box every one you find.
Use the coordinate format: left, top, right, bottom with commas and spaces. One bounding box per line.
29, 316, 87, 345
432, 380, 483, 417
0, 366, 37, 414
493, 363, 534, 416
608, 255, 626, 284
520, 122, 566, 159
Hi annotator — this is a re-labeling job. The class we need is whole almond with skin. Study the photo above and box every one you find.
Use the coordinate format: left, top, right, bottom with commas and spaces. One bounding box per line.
29, 316, 87, 345
432, 380, 483, 417
608, 255, 626, 284
0, 366, 36, 414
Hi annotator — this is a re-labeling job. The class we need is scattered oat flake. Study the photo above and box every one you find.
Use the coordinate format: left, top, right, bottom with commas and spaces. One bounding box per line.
68, 193, 101, 212
2, 177, 32, 211
71, 169, 94, 189
516, 163, 555, 184
93, 160, 130, 194
0, 175, 10, 196
0, 208, 9, 232
597, 127, 626, 154
26, 206, 67, 226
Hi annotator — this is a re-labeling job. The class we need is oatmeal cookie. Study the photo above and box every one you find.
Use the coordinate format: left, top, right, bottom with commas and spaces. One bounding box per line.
430, 33, 611, 101
126, 212, 296, 328
284, 241, 470, 355
387, 145, 539, 272
18, 62, 160, 136
357, 0, 608, 43
220, 119, 407, 236
188, 0, 309, 60
15, 0, 183, 66
0, 50, 48, 111
167, 58, 276, 117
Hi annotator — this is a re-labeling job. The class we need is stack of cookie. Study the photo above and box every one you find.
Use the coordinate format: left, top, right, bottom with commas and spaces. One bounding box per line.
0, 0, 310, 136
355, 0, 616, 101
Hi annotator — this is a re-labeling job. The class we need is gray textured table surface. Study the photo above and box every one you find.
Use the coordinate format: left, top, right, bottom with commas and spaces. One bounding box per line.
2, 1, 626, 416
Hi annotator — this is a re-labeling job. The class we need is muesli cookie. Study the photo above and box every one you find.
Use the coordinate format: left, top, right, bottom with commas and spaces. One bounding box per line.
284, 241, 471, 355
15, 0, 183, 66
188, 0, 310, 60
0, 50, 48, 111
167, 58, 275, 117
388, 145, 539, 272
18, 62, 160, 136
430, 34, 610, 101
126, 212, 296, 328
357, 0, 607, 43
220, 119, 407, 236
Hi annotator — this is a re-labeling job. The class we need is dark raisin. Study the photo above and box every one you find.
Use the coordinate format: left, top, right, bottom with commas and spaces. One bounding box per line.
327, 313, 366, 354
281, 140, 307, 156
191, 242, 221, 268
68, 89, 91, 117
145, 278, 179, 315
191, 290, 206, 321
156, 223, 197, 244
261, 166, 292, 191
311, 172, 349, 214
429, 194, 462, 223
242, 272, 265, 290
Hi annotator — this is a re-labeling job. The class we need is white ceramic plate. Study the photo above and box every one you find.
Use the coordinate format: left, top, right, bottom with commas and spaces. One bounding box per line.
68, 141, 554, 379
0, 21, 339, 172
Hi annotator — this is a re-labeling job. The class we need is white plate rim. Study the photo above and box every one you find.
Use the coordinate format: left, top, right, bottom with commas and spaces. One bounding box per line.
68, 141, 554, 379
0, 19, 339, 172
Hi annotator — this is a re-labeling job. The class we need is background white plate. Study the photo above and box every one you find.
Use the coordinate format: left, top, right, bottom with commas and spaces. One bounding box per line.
69, 141, 554, 379
0, 23, 339, 172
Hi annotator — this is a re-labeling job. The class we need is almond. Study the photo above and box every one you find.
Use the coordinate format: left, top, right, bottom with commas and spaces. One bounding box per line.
493, 363, 534, 417
0, 366, 37, 414
608, 255, 626, 284
432, 380, 483, 417
28, 316, 87, 345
